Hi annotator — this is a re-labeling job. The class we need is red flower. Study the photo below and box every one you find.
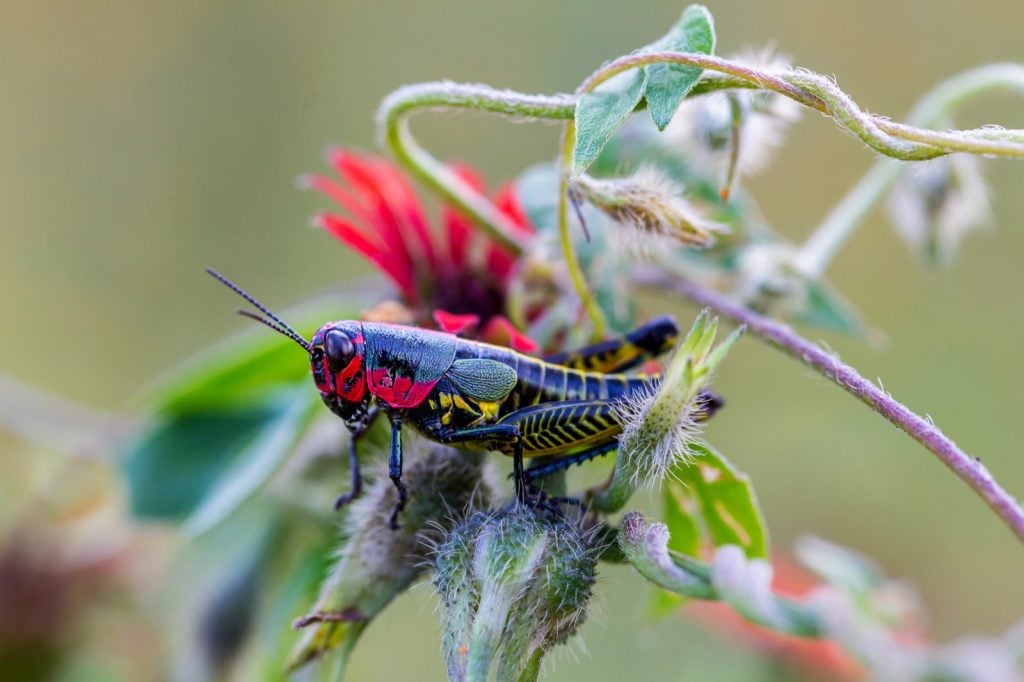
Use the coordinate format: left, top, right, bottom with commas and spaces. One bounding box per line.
301, 150, 537, 352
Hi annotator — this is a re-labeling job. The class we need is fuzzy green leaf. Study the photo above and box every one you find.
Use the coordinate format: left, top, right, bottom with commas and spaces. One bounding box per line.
157, 335, 307, 414
184, 387, 317, 537
572, 68, 647, 177
669, 443, 768, 559
122, 387, 315, 528
643, 5, 716, 131
796, 279, 868, 338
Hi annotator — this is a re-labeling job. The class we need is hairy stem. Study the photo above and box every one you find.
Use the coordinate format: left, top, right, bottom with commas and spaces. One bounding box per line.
794, 63, 1024, 279
557, 121, 608, 340
378, 60, 1024, 265
377, 82, 575, 255
579, 52, 1024, 158
634, 268, 1024, 544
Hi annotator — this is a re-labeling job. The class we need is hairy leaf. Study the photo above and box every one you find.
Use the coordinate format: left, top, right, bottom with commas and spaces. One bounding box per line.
643, 5, 716, 131
796, 279, 868, 339
573, 68, 647, 177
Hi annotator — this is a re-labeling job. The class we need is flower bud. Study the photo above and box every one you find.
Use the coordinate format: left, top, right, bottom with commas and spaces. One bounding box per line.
663, 48, 801, 187
592, 311, 742, 512
434, 505, 599, 681
573, 168, 726, 249
886, 153, 991, 266
287, 443, 491, 673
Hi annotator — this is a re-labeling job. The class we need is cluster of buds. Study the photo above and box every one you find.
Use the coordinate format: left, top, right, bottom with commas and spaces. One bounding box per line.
433, 505, 599, 681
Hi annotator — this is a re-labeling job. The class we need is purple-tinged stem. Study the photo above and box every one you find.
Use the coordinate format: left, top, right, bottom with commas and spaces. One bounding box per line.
634, 268, 1024, 544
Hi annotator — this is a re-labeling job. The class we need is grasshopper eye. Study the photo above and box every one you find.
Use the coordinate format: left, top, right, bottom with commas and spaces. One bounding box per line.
325, 330, 355, 372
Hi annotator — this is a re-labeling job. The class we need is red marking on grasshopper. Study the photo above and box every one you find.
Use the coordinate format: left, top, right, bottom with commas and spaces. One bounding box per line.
366, 368, 437, 408
335, 354, 367, 402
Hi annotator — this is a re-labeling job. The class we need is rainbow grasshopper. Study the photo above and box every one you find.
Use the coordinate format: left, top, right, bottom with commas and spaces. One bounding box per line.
209, 269, 722, 528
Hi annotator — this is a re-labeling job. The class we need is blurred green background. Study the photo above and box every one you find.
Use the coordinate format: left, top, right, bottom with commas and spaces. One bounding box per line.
2, 1, 1023, 680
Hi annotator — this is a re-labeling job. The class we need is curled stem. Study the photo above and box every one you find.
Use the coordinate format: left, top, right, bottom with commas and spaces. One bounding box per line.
377, 82, 575, 255
634, 267, 1024, 544
794, 63, 1024, 278
378, 60, 1023, 274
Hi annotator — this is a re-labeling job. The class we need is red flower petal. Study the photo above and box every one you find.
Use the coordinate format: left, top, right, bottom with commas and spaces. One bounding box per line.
485, 244, 517, 282
327, 150, 414, 279
481, 316, 538, 353
316, 213, 418, 303
367, 157, 440, 273
442, 165, 487, 267
494, 183, 535, 237
299, 173, 377, 229
432, 310, 480, 336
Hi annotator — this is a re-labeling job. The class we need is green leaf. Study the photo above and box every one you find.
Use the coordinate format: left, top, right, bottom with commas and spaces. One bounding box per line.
670, 443, 768, 559
656, 442, 716, 616
184, 387, 317, 537
663, 484, 701, 557
157, 335, 307, 414
122, 387, 316, 530
122, 401, 284, 519
572, 68, 647, 177
642, 5, 716, 131
151, 299, 359, 414
796, 278, 868, 338
120, 300, 360, 530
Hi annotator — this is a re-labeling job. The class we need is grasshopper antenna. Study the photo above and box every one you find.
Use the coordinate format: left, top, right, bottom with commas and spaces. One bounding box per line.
206, 268, 310, 351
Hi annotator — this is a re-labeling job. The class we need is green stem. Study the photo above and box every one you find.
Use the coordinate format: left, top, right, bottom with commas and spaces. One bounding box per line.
376, 61, 1024, 312
793, 64, 1024, 279
557, 121, 608, 340
378, 83, 575, 255
466, 591, 511, 682
618, 512, 820, 635
792, 160, 903, 279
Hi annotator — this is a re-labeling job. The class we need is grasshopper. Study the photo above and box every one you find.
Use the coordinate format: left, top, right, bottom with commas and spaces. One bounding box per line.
209, 269, 722, 528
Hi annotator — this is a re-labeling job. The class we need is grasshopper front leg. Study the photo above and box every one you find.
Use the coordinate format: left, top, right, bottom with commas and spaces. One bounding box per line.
386, 412, 408, 530
334, 405, 380, 511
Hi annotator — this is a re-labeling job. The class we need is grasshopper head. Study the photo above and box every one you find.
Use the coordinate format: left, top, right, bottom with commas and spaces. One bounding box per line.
309, 321, 371, 430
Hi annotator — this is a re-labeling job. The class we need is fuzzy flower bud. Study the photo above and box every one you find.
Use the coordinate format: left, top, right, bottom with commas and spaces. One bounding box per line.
287, 444, 491, 673
592, 311, 743, 513
434, 505, 599, 682
573, 168, 726, 249
885, 153, 991, 266
663, 47, 801, 195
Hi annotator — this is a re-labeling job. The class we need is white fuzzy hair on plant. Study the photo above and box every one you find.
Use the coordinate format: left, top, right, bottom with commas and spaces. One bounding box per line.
612, 374, 706, 490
